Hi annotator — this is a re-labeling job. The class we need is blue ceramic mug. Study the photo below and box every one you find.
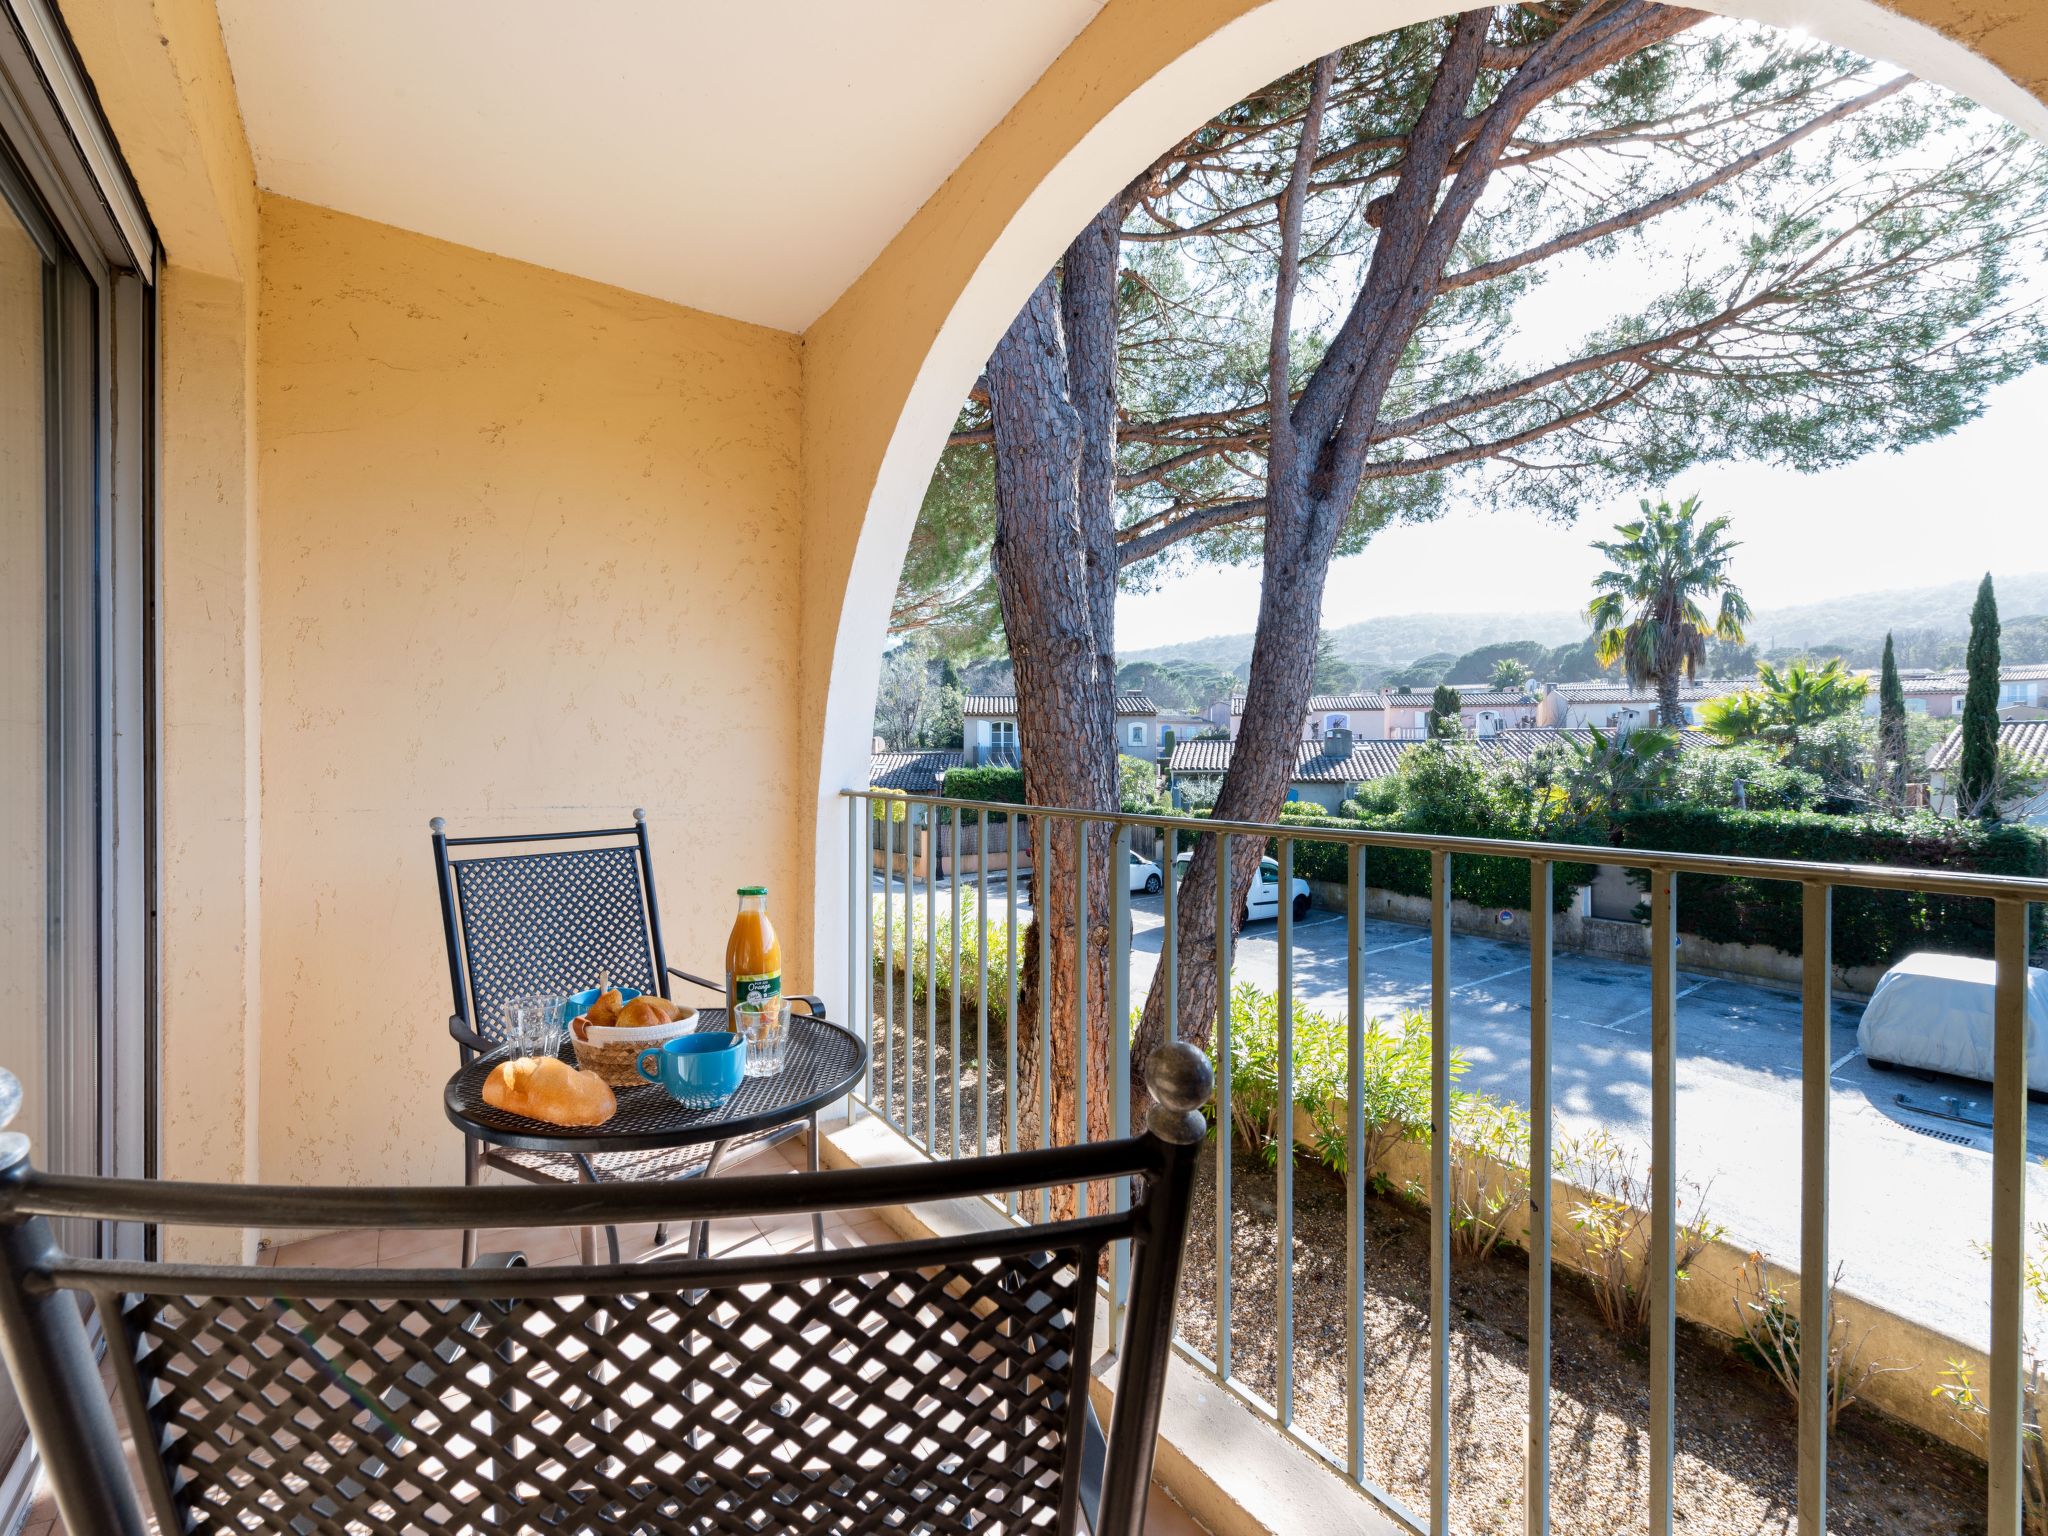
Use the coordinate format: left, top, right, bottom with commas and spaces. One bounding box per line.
636, 1031, 746, 1109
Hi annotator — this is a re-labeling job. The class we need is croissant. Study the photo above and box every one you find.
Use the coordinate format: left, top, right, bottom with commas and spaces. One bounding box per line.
586, 989, 625, 1029
483, 1056, 616, 1127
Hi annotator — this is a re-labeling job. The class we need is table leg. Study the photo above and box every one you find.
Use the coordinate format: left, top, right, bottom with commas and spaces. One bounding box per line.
809, 1112, 824, 1251
572, 1154, 620, 1266
692, 1139, 732, 1260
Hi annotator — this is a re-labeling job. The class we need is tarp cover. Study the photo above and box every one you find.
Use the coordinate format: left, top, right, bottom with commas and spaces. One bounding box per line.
1858, 951, 2048, 1090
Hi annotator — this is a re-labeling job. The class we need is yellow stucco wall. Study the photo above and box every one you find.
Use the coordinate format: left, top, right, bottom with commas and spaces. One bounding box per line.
253, 195, 804, 1188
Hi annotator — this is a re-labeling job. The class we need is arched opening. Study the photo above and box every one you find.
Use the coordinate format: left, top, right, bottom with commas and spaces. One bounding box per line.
809, 4, 2048, 1528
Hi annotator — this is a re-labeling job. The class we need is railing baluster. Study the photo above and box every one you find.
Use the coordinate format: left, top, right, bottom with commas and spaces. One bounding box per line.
1111, 821, 1133, 1338
882, 802, 896, 1131
1006, 817, 1020, 1216
1799, 881, 1831, 1535
978, 815, 990, 1158
1074, 815, 1090, 1221
849, 794, 864, 1123
904, 808, 917, 1137
1215, 830, 1234, 1382
1649, 866, 1679, 1536
949, 804, 963, 1160
925, 806, 939, 1151
1277, 835, 1296, 1429
1528, 858, 1552, 1536
1347, 843, 1367, 1486
1429, 849, 1452, 1535
1038, 814, 1053, 1224
1163, 819, 1179, 1042
1990, 896, 2030, 1534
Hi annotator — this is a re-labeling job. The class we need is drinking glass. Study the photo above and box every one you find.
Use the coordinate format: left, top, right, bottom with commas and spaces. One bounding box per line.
735, 999, 787, 1077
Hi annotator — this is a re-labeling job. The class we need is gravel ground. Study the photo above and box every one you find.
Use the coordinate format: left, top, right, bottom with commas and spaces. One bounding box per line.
864, 998, 1989, 1534
1178, 1135, 1987, 1536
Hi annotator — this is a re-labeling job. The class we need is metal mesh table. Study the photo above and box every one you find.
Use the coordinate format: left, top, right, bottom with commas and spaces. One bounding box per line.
444, 1010, 866, 1157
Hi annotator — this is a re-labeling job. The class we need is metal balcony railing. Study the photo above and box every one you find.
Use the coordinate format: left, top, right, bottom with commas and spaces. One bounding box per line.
839, 787, 2046, 1536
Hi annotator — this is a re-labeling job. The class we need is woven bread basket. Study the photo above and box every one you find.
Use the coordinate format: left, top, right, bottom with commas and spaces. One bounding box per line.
570, 1015, 700, 1088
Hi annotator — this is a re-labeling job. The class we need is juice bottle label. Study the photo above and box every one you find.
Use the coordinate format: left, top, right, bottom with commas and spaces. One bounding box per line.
732, 971, 782, 1009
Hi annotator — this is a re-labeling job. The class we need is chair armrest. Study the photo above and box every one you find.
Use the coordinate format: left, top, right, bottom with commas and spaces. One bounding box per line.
448, 1013, 492, 1052
666, 966, 725, 999
666, 968, 826, 1021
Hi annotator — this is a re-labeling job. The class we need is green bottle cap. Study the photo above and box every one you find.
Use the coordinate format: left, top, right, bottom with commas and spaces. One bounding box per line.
737, 885, 768, 897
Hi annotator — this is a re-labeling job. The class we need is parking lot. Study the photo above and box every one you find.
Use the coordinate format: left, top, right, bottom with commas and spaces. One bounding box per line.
877, 868, 2048, 1350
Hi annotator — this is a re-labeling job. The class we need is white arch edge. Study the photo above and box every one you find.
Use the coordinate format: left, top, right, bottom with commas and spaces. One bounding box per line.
808, 0, 2047, 996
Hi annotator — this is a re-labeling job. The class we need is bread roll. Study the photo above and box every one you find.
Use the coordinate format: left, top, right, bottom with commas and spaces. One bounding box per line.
587, 989, 624, 1030
615, 996, 670, 1032
483, 1056, 617, 1127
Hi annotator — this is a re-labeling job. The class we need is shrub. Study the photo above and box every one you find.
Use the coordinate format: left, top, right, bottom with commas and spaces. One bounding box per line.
1611, 806, 2048, 967
1732, 1253, 1893, 1429
945, 766, 1026, 824
873, 891, 1022, 1050
1277, 808, 1593, 913
1555, 1126, 1724, 1337
1444, 1096, 1533, 1264
1223, 981, 1459, 1185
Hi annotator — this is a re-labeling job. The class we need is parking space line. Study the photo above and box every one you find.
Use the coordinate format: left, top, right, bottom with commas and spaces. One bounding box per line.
1456, 962, 1532, 992
1830, 1046, 1861, 1075
1365, 934, 1430, 953
1588, 978, 1712, 1031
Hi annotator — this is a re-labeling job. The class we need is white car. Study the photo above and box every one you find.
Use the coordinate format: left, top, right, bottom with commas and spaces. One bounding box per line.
1126, 849, 1164, 896
1172, 850, 1312, 923
1859, 951, 2048, 1091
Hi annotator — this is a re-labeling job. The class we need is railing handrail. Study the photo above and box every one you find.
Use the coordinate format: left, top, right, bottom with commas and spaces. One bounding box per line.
842, 787, 2048, 904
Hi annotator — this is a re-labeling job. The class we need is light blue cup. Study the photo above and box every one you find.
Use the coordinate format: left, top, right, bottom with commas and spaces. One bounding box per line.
636, 1031, 746, 1109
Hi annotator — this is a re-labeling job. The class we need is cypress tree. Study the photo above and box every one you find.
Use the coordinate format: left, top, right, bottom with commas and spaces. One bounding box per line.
1958, 574, 2001, 818
1878, 632, 1907, 812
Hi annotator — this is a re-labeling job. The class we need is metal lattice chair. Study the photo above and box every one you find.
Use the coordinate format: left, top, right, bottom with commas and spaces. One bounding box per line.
0, 1046, 1213, 1536
430, 810, 828, 1264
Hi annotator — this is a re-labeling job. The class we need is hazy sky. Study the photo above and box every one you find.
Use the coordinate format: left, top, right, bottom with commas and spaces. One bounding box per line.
1115, 365, 2048, 651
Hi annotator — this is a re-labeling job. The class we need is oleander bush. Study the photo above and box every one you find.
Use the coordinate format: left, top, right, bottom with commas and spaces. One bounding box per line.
872, 891, 1021, 1051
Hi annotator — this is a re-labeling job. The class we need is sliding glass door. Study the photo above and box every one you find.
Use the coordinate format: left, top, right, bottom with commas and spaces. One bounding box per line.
0, 2, 157, 1509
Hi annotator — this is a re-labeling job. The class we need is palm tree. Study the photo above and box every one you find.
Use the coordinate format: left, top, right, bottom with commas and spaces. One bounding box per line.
1697, 657, 1869, 756
1587, 495, 1751, 729
1751, 658, 1868, 751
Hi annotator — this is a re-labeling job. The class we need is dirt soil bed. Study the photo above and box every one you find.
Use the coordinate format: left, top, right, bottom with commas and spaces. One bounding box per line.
863, 1001, 1987, 1534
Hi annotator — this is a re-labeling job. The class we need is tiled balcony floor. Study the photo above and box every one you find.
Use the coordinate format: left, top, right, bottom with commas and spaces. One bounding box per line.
23, 1132, 1207, 1535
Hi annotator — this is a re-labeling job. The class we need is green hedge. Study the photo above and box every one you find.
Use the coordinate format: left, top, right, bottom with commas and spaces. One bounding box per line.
944, 765, 1026, 823
1280, 811, 1594, 913
1610, 808, 2048, 968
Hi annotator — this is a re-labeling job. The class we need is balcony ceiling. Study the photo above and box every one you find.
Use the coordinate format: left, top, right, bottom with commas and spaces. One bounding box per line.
214, 0, 1106, 332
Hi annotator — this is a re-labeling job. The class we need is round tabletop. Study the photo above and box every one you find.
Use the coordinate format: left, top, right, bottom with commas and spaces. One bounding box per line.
443, 1010, 868, 1155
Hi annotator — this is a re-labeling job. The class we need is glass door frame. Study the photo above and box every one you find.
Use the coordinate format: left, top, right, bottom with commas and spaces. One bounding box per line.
0, 0, 157, 1521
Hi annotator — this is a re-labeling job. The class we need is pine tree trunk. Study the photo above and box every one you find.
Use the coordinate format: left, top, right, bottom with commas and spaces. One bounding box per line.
985, 241, 1123, 1215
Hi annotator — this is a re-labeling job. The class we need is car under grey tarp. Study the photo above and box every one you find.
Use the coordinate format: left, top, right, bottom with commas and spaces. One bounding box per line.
1858, 951, 2048, 1091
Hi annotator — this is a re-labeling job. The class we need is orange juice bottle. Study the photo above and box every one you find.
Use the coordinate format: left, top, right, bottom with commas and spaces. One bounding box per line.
725, 886, 782, 1025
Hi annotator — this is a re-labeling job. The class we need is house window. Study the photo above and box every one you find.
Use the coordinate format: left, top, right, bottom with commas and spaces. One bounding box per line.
1327, 714, 1347, 733
1127, 722, 1146, 747
990, 720, 1017, 753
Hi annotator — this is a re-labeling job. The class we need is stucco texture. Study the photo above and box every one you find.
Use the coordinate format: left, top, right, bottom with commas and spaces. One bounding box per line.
254, 195, 803, 1188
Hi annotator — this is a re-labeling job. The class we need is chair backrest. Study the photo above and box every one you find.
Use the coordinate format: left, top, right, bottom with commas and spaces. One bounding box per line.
0, 1045, 1214, 1536
431, 811, 671, 1053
